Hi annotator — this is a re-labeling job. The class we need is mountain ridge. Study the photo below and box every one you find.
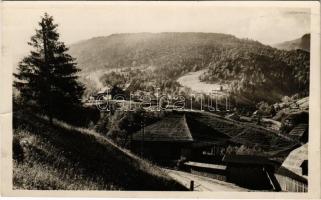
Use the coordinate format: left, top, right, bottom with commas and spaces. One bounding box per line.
273, 33, 310, 52
68, 32, 264, 73
69, 32, 309, 105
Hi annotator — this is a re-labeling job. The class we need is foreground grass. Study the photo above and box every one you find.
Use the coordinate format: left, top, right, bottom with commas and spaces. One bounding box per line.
13, 111, 187, 190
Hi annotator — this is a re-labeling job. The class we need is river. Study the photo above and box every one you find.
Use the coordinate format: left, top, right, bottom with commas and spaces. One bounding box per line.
177, 70, 229, 95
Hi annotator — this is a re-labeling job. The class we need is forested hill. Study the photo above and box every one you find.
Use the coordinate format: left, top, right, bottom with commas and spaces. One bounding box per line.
69, 32, 309, 104
69, 32, 266, 73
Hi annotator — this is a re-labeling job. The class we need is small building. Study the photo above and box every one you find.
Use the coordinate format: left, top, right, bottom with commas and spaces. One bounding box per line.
131, 114, 193, 166
90, 86, 112, 101
275, 143, 308, 192
288, 123, 308, 143
282, 111, 309, 130
222, 155, 280, 190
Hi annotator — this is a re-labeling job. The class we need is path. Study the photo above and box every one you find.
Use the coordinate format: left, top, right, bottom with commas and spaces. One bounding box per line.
163, 169, 249, 192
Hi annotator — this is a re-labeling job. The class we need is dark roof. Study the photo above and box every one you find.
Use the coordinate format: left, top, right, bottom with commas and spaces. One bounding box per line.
289, 124, 308, 143
186, 112, 296, 154
132, 114, 193, 142
132, 111, 297, 156
222, 155, 275, 165
185, 114, 230, 143
192, 140, 232, 148
289, 124, 308, 137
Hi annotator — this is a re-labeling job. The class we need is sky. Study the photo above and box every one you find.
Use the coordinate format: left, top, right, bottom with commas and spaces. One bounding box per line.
2, 2, 311, 65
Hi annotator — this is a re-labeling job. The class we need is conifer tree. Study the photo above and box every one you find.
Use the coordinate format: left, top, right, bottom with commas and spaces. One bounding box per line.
14, 13, 84, 123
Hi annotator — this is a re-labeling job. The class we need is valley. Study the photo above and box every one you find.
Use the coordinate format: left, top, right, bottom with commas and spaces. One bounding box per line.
69, 32, 310, 106
13, 30, 310, 192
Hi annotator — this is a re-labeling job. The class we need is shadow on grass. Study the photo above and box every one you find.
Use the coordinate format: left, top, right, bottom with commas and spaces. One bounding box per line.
13, 111, 187, 191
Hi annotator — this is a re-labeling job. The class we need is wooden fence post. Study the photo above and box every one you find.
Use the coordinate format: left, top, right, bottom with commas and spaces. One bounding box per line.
190, 180, 194, 191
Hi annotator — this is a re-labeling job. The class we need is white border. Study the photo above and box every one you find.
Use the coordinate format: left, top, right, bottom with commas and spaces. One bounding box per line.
1, 1, 320, 198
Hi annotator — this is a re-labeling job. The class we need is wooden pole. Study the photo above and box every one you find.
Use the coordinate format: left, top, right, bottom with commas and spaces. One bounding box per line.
190, 180, 194, 191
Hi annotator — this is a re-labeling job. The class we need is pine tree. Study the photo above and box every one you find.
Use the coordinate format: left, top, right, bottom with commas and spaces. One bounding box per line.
14, 13, 84, 123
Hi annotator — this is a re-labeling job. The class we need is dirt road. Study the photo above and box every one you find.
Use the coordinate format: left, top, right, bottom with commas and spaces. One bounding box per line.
163, 169, 249, 192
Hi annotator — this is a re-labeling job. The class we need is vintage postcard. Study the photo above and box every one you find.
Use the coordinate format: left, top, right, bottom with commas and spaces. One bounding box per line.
0, 1, 320, 198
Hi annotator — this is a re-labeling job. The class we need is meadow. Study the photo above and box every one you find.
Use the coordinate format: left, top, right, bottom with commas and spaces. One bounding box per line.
13, 111, 187, 190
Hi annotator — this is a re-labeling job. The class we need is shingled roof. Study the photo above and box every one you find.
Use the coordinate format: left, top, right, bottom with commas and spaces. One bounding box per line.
278, 143, 308, 178
132, 114, 193, 142
289, 123, 308, 143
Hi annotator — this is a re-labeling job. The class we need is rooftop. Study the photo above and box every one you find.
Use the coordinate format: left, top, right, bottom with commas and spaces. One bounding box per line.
278, 143, 308, 178
222, 154, 275, 165
132, 114, 193, 142
289, 124, 308, 137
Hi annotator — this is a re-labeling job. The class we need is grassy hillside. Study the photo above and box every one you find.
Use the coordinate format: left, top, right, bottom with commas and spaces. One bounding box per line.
13, 111, 187, 190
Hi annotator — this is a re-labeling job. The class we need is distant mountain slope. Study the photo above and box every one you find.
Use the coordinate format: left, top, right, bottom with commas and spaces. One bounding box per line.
274, 34, 310, 52
69, 32, 309, 105
69, 32, 265, 73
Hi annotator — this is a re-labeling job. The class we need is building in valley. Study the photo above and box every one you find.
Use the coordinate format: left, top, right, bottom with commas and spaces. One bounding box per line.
288, 123, 308, 143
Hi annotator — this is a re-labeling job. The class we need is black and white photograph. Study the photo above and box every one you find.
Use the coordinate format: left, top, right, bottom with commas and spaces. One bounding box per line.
1, 1, 320, 198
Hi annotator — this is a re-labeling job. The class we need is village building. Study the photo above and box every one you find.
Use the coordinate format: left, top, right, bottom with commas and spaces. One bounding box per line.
131, 113, 193, 166
288, 123, 308, 143
89, 86, 112, 101
222, 155, 281, 190
282, 111, 309, 131
184, 113, 232, 163
131, 111, 300, 190
275, 143, 308, 192
131, 112, 236, 166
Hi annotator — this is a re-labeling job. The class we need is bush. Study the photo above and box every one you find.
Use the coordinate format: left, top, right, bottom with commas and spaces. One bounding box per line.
13, 136, 24, 163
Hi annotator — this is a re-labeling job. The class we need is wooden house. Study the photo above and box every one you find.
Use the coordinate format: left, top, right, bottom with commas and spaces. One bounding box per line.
131, 113, 193, 165
185, 113, 233, 163
288, 123, 308, 143
222, 155, 281, 190
275, 143, 308, 192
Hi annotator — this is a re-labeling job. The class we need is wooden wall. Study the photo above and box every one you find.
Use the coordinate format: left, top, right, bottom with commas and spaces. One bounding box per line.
275, 174, 308, 192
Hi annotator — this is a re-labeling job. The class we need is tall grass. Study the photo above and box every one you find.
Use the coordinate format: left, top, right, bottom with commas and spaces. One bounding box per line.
13, 111, 187, 190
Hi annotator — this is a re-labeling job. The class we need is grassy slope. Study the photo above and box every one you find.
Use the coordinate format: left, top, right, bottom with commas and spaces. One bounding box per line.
13, 112, 186, 190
